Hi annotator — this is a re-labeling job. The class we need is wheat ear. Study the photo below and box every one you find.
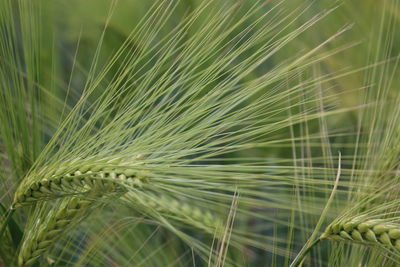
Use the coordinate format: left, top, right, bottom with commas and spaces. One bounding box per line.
13, 168, 147, 208
0, 218, 16, 266
18, 196, 98, 267
321, 218, 400, 250
125, 192, 222, 232
13, 155, 147, 207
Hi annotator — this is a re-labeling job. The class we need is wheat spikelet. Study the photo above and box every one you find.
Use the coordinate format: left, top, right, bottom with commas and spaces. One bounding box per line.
18, 196, 97, 267
321, 218, 400, 251
13, 156, 148, 208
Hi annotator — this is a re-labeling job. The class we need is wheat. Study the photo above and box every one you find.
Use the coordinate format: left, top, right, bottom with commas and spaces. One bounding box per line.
124, 192, 222, 232
18, 196, 97, 267
321, 218, 400, 250
18, 191, 222, 267
13, 161, 148, 208
0, 219, 16, 266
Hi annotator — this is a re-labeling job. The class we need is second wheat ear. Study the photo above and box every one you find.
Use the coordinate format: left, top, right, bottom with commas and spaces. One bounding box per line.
124, 192, 223, 233
18, 196, 98, 267
321, 219, 400, 250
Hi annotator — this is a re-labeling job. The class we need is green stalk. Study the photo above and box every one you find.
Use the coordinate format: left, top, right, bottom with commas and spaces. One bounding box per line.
290, 238, 321, 267
290, 152, 341, 267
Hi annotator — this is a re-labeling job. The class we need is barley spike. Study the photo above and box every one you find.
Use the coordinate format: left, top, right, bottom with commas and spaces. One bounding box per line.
321, 218, 400, 251
125, 192, 222, 233
18, 196, 97, 267
13, 168, 148, 208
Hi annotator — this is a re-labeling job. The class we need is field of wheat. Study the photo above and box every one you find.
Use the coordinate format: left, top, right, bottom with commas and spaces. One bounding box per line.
1, 0, 399, 266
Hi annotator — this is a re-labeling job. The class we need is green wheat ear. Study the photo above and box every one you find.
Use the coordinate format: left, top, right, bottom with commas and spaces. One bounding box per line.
321, 218, 400, 251
18, 196, 100, 267
124, 192, 223, 233
13, 156, 148, 208
0, 215, 16, 266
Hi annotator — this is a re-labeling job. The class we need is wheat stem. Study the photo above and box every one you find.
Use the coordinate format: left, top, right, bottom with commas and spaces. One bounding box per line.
290, 238, 321, 267
290, 152, 342, 267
